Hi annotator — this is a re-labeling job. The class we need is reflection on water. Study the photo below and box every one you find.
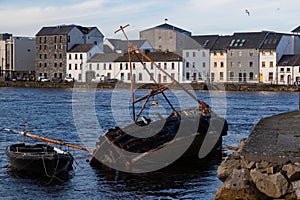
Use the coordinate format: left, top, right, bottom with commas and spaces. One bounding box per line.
0, 88, 298, 199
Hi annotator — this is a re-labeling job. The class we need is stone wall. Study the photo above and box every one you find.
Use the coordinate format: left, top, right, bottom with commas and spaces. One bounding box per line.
215, 139, 300, 200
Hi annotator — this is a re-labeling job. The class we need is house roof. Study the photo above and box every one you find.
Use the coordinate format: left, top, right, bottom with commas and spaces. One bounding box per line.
68, 44, 95, 53
278, 55, 300, 66
291, 26, 300, 33
211, 35, 232, 50
36, 25, 98, 36
191, 35, 219, 49
88, 53, 122, 62
227, 31, 269, 49
260, 32, 283, 50
114, 51, 182, 62
142, 23, 191, 36
106, 39, 149, 52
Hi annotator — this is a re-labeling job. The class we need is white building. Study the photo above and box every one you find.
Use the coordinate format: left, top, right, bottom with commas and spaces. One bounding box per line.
182, 49, 210, 83
277, 55, 300, 85
87, 53, 121, 82
259, 33, 295, 84
66, 44, 102, 82
87, 52, 182, 83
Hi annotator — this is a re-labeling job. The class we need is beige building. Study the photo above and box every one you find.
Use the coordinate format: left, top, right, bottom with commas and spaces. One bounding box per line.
140, 23, 192, 52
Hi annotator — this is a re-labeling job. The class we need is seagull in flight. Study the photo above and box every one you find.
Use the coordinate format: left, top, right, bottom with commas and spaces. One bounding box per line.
245, 9, 250, 16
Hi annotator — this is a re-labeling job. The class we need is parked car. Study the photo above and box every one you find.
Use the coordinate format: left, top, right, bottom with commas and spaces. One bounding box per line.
41, 78, 50, 82
64, 77, 74, 83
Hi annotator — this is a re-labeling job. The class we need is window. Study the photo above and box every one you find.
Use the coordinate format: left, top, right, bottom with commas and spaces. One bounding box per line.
220, 72, 224, 81
262, 51, 266, 55
202, 52, 206, 57
128, 73, 131, 81
198, 73, 202, 80
171, 63, 175, 70
150, 73, 154, 81
192, 62, 195, 68
213, 51, 217, 56
238, 62, 242, 68
220, 51, 224, 56
249, 51, 254, 56
280, 68, 284, 72
231, 62, 234, 68
164, 63, 167, 70
230, 72, 234, 81
270, 50, 274, 55
138, 73, 142, 81
54, 63, 57, 68
120, 63, 123, 70
287, 68, 291, 72
44, 54, 47, 59
186, 62, 189, 68
202, 62, 206, 68
69, 54, 72, 59
280, 75, 284, 81
230, 51, 234, 56
151, 63, 154, 70
249, 72, 254, 80
125, 63, 128, 70
121, 73, 124, 81
193, 52, 196, 57
249, 62, 253, 67
80, 54, 83, 60
269, 72, 273, 81
54, 36, 57, 43
97, 64, 100, 70
109, 64, 112, 70
270, 61, 274, 68
186, 52, 189, 57
186, 72, 190, 80
238, 51, 242, 57
171, 73, 175, 79
59, 36, 62, 43
54, 54, 57, 59
75, 54, 78, 60
211, 73, 215, 82
59, 54, 62, 59
89, 64, 92, 70
262, 61, 266, 68
44, 63, 47, 67
220, 62, 224, 68
163, 76, 167, 82
39, 54, 42, 59
75, 64, 78, 70
214, 62, 217, 68
78, 74, 82, 80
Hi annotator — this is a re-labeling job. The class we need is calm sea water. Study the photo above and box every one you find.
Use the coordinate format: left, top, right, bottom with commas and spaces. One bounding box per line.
0, 87, 298, 200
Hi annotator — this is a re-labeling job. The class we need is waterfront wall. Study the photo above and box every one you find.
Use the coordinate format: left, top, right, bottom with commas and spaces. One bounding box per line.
1, 81, 300, 92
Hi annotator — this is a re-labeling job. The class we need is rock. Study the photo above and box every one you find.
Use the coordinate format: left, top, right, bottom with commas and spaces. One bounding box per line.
292, 180, 300, 199
241, 158, 256, 170
255, 160, 270, 169
282, 164, 300, 181
217, 155, 241, 182
250, 169, 289, 198
238, 138, 247, 151
214, 169, 268, 200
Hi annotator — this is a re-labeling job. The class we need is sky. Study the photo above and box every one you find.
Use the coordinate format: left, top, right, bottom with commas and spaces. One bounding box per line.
0, 0, 299, 39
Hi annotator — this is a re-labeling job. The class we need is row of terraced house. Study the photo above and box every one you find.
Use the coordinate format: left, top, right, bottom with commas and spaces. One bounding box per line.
1, 23, 300, 85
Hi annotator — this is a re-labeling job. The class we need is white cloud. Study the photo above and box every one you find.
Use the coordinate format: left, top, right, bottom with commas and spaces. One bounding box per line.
0, 0, 299, 38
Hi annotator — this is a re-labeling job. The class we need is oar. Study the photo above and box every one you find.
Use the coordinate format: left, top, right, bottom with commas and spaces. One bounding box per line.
3, 128, 94, 153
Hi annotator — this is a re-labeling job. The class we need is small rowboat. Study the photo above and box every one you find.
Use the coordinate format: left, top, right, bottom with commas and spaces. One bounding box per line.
6, 143, 73, 177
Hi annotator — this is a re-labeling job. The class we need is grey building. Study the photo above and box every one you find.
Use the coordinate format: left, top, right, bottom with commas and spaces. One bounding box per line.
0, 35, 36, 80
35, 25, 104, 80
226, 32, 270, 82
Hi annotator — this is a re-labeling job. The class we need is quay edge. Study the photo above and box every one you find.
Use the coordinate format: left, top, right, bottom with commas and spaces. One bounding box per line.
215, 111, 300, 200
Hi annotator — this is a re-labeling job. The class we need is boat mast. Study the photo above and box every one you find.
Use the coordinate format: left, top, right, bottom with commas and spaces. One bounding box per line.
115, 24, 210, 122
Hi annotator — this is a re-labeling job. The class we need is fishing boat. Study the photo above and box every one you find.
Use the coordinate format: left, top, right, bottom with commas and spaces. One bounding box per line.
4, 128, 93, 178
89, 25, 228, 173
6, 143, 73, 177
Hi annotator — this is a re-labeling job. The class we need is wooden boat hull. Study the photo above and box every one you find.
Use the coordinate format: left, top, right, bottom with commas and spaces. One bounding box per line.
6, 143, 73, 177
90, 107, 228, 172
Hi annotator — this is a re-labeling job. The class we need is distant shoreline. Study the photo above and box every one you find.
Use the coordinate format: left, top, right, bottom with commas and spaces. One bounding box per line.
0, 81, 299, 92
